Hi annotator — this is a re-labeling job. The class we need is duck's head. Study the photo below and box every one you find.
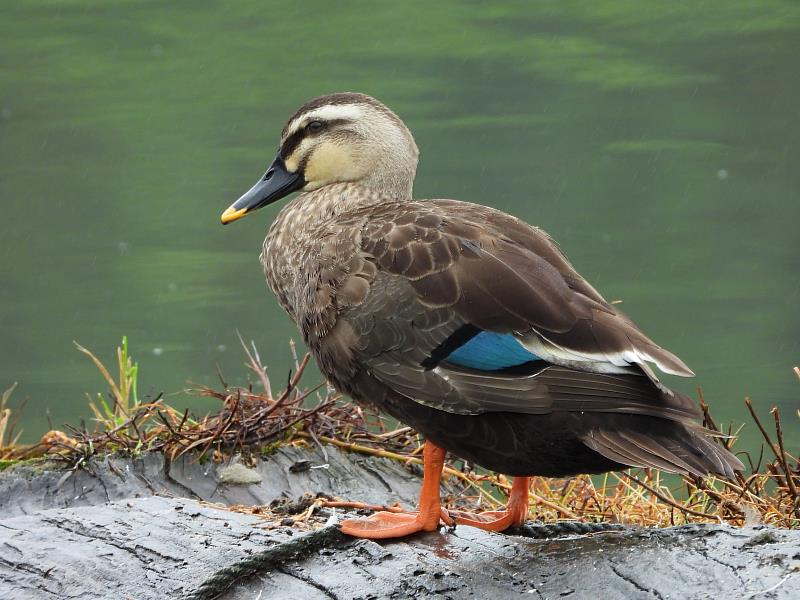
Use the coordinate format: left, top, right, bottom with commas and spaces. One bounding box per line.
221, 92, 418, 224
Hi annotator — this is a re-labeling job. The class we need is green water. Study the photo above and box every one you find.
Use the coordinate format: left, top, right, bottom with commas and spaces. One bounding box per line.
1, 2, 798, 450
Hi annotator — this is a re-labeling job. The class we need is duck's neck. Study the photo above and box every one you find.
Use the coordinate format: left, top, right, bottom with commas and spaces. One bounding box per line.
274, 182, 386, 234
262, 182, 389, 320
358, 158, 416, 201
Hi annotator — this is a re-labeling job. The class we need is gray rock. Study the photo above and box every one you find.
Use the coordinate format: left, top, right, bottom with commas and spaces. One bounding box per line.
218, 462, 263, 485
0, 450, 798, 599
0, 446, 422, 515
223, 523, 800, 600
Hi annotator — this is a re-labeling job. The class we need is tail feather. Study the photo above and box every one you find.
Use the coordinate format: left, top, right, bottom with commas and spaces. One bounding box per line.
583, 421, 744, 479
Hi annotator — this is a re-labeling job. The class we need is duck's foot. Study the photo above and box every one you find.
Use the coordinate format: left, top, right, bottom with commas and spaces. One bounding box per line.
338, 441, 453, 540
448, 476, 530, 532
339, 508, 453, 539
335, 444, 530, 538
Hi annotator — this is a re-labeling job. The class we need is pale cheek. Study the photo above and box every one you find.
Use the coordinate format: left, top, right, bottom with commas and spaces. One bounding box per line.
305, 143, 360, 185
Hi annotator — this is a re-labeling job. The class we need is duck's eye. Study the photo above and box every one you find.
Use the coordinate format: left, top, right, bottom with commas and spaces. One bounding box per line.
305, 120, 325, 134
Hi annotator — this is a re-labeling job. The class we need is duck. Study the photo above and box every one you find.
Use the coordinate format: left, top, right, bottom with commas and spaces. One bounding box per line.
220, 92, 743, 539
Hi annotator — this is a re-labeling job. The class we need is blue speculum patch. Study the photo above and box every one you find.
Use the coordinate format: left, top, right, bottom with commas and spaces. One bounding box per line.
445, 331, 540, 370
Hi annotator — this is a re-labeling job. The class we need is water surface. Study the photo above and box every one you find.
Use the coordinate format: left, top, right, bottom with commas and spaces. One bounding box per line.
1, 2, 798, 448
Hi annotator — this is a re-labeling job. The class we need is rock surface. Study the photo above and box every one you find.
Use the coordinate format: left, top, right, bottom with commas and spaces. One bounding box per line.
1, 449, 798, 599
0, 446, 422, 517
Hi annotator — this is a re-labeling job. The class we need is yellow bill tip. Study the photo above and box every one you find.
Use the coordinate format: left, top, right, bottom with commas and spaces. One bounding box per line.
220, 205, 248, 225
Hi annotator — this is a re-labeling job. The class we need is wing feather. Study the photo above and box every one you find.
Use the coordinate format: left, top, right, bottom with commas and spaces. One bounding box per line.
358, 200, 693, 379
312, 199, 697, 422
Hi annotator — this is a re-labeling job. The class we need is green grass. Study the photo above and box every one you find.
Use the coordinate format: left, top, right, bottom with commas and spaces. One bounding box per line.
74, 336, 139, 430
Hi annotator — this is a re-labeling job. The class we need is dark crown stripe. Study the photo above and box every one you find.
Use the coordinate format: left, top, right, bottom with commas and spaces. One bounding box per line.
281, 92, 389, 137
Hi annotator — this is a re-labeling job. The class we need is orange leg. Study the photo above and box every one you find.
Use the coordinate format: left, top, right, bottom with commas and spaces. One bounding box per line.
339, 442, 453, 539
447, 476, 530, 532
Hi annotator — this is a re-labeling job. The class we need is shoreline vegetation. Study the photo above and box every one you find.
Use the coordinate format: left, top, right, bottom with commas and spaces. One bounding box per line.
1, 338, 798, 529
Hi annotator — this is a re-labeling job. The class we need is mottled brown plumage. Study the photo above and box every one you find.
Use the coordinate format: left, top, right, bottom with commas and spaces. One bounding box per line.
225, 93, 743, 508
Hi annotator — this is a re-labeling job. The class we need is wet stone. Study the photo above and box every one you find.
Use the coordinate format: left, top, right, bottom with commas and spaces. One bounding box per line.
0, 449, 798, 599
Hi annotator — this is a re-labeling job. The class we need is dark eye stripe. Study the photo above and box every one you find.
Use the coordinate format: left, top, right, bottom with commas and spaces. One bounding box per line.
279, 118, 350, 160
280, 129, 305, 160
